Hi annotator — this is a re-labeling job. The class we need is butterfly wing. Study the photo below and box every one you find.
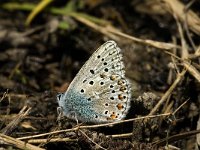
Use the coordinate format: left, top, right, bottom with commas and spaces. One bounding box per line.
58, 41, 131, 123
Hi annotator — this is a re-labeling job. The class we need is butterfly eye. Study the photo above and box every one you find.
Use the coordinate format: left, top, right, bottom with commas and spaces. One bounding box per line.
57, 93, 64, 101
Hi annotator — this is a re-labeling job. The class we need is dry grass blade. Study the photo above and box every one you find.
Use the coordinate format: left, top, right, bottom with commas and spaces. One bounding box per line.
162, 0, 200, 35
108, 26, 179, 50
183, 61, 200, 83
1, 105, 31, 135
27, 137, 77, 144
148, 69, 186, 116
152, 129, 200, 146
172, 8, 200, 83
0, 133, 44, 150
70, 13, 179, 50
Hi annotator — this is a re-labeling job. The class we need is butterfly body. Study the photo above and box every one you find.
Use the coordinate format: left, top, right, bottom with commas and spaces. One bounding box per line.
57, 41, 131, 124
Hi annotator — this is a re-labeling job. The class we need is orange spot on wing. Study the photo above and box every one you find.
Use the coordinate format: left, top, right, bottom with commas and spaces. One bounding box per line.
110, 113, 117, 119
120, 86, 126, 92
110, 75, 116, 81
117, 103, 124, 110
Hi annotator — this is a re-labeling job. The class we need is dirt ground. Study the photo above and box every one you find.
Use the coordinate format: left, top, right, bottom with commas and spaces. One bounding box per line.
1, 0, 200, 150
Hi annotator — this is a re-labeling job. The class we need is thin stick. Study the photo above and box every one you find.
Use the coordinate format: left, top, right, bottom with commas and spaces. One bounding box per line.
173, 99, 189, 115
17, 113, 171, 140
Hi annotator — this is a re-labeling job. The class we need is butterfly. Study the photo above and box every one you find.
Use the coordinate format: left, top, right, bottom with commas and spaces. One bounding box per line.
57, 40, 131, 124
